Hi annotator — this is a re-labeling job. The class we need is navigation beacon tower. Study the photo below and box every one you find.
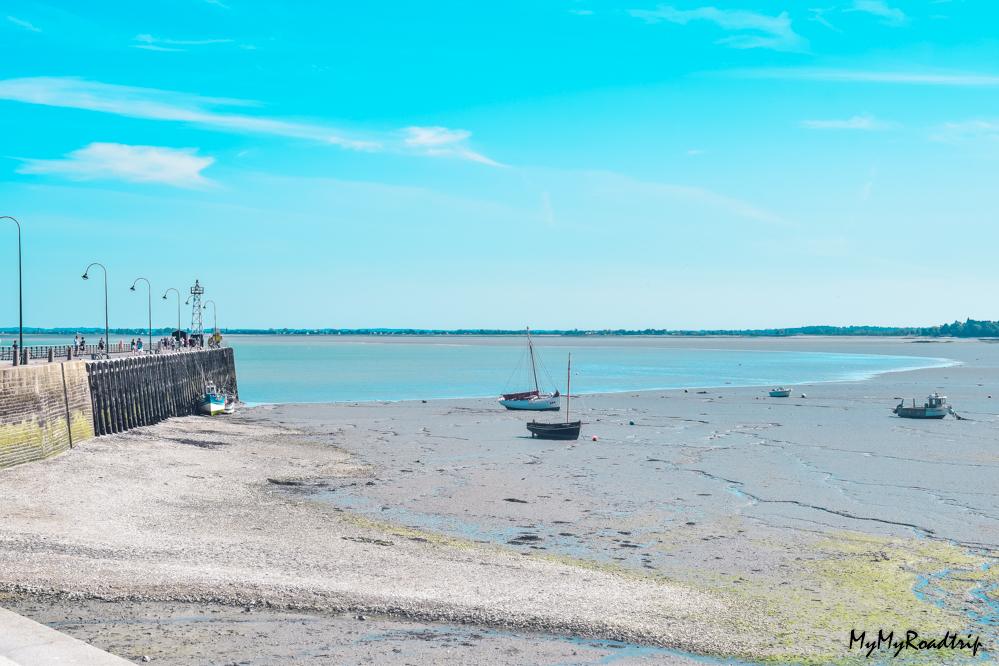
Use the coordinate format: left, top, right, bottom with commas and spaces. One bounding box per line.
190, 279, 205, 340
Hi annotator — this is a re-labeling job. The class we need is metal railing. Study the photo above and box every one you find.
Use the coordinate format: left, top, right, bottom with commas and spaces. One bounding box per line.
1, 340, 223, 363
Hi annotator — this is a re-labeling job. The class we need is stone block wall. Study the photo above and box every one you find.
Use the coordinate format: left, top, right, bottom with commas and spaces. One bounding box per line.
0, 361, 95, 469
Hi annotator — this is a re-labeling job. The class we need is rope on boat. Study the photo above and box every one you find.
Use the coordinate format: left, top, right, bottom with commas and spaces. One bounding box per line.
501, 346, 529, 394
535, 349, 560, 392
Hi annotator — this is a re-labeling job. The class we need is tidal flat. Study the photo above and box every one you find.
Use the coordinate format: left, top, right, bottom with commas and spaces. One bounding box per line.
1, 337, 996, 664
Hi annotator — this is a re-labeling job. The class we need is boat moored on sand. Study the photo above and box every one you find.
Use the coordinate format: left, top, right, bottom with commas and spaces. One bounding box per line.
769, 387, 792, 397
527, 353, 581, 441
199, 383, 227, 416
500, 328, 560, 411
894, 393, 952, 419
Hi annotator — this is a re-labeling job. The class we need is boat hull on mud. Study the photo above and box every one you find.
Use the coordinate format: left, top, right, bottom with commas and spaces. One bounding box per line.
499, 394, 560, 411
199, 395, 226, 416
527, 420, 581, 440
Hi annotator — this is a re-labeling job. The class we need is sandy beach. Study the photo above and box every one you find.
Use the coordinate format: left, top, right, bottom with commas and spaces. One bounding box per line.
1, 336, 996, 664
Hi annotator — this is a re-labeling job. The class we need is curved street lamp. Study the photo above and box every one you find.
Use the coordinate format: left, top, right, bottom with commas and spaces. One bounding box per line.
162, 287, 181, 339
130, 277, 152, 351
82, 262, 110, 354
1, 216, 23, 353
203, 299, 218, 334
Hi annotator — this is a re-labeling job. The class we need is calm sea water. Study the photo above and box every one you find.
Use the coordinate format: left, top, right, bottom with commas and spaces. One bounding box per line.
9, 334, 953, 404
220, 335, 951, 404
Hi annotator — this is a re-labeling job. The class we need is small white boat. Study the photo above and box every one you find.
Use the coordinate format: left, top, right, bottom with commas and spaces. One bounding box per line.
769, 387, 792, 398
223, 394, 237, 414
500, 390, 561, 411
199, 383, 226, 416
499, 328, 560, 411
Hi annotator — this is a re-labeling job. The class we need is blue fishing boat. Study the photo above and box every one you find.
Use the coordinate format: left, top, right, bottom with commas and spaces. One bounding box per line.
199, 383, 226, 416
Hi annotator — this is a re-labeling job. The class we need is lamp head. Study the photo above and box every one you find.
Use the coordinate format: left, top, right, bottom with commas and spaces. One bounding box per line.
82, 273, 89, 280
161, 294, 167, 300
130, 285, 136, 292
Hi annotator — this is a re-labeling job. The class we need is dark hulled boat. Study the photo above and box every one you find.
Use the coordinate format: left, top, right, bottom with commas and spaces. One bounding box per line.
526, 420, 581, 440
527, 353, 581, 440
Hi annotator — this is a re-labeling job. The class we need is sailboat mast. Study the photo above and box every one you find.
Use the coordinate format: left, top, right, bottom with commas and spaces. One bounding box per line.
527, 327, 539, 393
566, 353, 571, 423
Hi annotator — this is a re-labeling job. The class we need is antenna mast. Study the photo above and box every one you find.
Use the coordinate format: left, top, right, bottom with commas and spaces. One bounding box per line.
190, 279, 205, 341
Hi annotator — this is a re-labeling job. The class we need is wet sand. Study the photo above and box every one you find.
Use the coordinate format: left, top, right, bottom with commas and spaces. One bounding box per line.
1, 336, 997, 664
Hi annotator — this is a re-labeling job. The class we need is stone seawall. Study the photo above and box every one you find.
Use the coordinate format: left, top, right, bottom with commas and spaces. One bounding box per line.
0, 361, 94, 469
0, 348, 237, 469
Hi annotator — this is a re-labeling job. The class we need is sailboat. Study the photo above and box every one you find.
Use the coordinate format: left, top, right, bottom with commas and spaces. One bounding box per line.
499, 328, 560, 411
527, 354, 581, 440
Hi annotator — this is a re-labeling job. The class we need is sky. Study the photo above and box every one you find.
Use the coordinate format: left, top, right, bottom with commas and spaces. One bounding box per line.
1, 1, 998, 330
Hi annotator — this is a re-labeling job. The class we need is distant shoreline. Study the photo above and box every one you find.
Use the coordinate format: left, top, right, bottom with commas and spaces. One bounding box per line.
3, 319, 999, 338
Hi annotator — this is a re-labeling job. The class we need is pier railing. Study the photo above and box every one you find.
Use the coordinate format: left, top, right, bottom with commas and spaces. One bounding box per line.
2, 341, 224, 363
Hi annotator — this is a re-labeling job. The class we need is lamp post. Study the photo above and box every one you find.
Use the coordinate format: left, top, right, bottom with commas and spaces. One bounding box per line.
1, 216, 23, 353
162, 287, 181, 340
82, 262, 109, 354
130, 277, 152, 351
203, 299, 218, 334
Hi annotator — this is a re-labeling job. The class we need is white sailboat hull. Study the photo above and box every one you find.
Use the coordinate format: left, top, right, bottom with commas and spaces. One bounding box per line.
499, 395, 561, 411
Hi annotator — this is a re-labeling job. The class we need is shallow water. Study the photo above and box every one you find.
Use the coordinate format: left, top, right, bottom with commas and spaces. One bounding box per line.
221, 335, 952, 404
9, 333, 953, 404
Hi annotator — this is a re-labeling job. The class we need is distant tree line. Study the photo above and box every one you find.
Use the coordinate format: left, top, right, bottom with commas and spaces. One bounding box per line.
4, 319, 999, 338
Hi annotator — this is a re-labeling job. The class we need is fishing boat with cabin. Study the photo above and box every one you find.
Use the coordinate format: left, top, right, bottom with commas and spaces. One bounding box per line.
199, 382, 227, 416
894, 393, 952, 419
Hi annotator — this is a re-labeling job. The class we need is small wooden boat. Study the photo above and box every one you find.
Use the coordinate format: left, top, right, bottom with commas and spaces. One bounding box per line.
769, 387, 792, 398
894, 393, 951, 419
528, 354, 581, 440
199, 383, 226, 416
500, 328, 560, 411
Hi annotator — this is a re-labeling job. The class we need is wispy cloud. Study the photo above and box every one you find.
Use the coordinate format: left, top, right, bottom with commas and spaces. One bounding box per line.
807, 7, 841, 32
628, 5, 805, 52
7, 15, 41, 33
733, 68, 999, 86
849, 0, 908, 26
18, 143, 215, 188
0, 77, 500, 165
133, 34, 234, 52
800, 114, 896, 130
589, 171, 786, 225
403, 126, 503, 166
930, 119, 999, 143
203, 0, 229, 7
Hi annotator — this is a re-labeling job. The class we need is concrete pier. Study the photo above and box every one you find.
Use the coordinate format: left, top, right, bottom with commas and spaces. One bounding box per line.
0, 607, 132, 664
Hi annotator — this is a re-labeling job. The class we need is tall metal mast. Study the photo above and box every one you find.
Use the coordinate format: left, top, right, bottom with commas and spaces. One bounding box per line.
527, 327, 539, 393
190, 279, 205, 340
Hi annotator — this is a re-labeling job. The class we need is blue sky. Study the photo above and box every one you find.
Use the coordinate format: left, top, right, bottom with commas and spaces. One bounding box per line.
2, 1, 999, 329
